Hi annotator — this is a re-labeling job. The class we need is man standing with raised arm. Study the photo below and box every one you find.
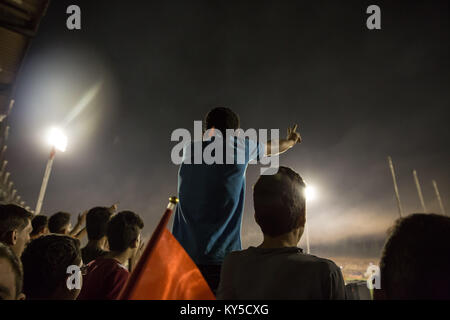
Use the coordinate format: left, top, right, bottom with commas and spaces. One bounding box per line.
172, 107, 301, 293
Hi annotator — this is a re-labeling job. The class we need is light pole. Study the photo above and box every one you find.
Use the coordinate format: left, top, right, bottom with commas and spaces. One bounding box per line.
413, 170, 427, 213
35, 128, 67, 215
304, 185, 316, 254
432, 180, 446, 216
387, 156, 403, 218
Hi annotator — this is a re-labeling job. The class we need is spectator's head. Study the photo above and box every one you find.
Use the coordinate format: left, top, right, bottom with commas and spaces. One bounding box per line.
48, 212, 71, 234
253, 166, 306, 245
204, 107, 240, 135
0, 204, 33, 257
376, 213, 450, 300
107, 211, 144, 258
86, 206, 113, 242
21, 234, 82, 300
0, 242, 24, 300
30, 215, 48, 239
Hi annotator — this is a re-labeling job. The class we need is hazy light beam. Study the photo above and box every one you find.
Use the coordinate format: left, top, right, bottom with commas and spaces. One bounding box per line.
62, 81, 102, 127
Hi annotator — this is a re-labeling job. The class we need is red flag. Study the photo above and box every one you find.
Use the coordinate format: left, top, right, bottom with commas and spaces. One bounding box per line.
118, 197, 216, 300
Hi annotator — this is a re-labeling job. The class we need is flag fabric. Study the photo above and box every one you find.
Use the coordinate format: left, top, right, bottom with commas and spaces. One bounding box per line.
118, 200, 216, 300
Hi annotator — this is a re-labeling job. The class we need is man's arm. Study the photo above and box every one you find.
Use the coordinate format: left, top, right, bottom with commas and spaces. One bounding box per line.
69, 210, 88, 237
265, 124, 302, 156
73, 227, 87, 240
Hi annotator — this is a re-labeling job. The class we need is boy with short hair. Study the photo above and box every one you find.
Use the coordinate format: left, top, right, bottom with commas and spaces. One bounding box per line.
77, 211, 144, 300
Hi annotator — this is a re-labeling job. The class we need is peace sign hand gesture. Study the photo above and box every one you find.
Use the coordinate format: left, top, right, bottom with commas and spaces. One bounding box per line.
287, 124, 302, 144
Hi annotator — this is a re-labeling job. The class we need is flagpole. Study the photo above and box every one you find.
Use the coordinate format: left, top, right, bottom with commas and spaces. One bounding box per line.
118, 196, 215, 300
388, 156, 403, 218
432, 180, 446, 216
413, 170, 427, 213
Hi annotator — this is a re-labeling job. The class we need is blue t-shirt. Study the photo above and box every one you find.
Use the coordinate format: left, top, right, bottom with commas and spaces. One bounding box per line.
172, 135, 263, 265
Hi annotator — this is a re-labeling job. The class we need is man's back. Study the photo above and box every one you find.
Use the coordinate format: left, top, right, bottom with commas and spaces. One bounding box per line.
173, 136, 262, 265
217, 247, 346, 300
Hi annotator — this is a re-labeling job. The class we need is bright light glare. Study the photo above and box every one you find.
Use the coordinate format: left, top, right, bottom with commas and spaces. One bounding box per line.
47, 128, 68, 152
305, 186, 317, 201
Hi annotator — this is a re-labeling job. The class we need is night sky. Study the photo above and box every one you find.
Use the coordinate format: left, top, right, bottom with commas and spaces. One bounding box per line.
6, 0, 449, 255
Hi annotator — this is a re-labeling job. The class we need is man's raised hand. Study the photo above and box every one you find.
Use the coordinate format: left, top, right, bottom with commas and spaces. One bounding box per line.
77, 209, 88, 225
287, 124, 302, 144
109, 202, 119, 213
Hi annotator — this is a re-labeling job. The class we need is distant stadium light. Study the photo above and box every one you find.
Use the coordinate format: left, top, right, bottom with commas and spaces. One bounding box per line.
305, 186, 316, 201
35, 127, 69, 215
47, 127, 68, 152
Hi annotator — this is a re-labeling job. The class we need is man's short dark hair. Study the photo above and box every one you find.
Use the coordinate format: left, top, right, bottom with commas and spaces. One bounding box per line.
380, 213, 450, 299
86, 207, 113, 240
0, 242, 23, 298
21, 234, 81, 299
204, 107, 240, 135
0, 204, 33, 240
107, 211, 144, 252
30, 215, 48, 237
253, 166, 306, 237
48, 212, 71, 234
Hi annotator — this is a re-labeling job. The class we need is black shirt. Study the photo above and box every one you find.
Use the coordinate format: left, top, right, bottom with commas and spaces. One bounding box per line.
217, 246, 347, 300
81, 245, 108, 264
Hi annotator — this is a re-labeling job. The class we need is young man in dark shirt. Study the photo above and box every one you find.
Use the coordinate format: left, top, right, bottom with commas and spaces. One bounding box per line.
30, 215, 48, 240
217, 166, 346, 300
81, 205, 115, 264
21, 234, 82, 300
77, 210, 144, 300
48, 211, 87, 240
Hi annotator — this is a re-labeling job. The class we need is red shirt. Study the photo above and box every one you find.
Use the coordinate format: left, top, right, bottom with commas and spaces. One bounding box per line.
77, 258, 129, 300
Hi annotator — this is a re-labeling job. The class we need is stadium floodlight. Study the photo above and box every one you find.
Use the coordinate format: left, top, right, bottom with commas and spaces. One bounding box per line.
47, 127, 68, 152
35, 127, 68, 215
